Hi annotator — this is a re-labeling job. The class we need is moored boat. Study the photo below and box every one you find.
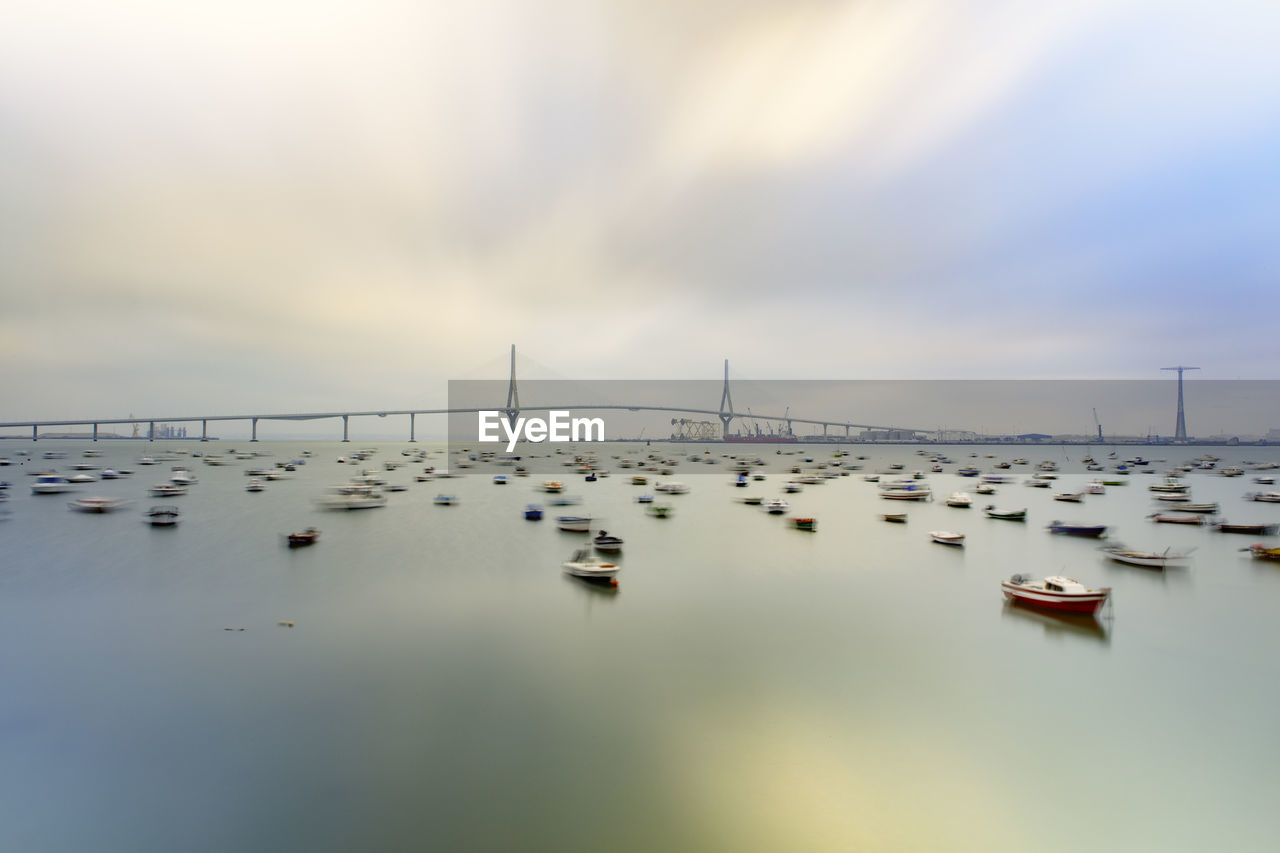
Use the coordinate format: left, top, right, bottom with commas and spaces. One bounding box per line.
929, 530, 964, 546
1212, 521, 1277, 535
1148, 513, 1205, 525
145, 505, 180, 527
562, 548, 619, 583
149, 483, 188, 497
945, 492, 972, 508
31, 474, 73, 494
287, 527, 320, 547
1001, 574, 1111, 614
1101, 544, 1192, 568
763, 498, 789, 514
984, 506, 1026, 521
789, 517, 817, 531
315, 484, 388, 510
69, 496, 130, 513
1241, 544, 1280, 561
1053, 491, 1085, 503
556, 515, 591, 532
646, 504, 673, 518
1246, 491, 1280, 503
524, 504, 544, 520
593, 530, 623, 552
1047, 520, 1107, 537
881, 512, 907, 523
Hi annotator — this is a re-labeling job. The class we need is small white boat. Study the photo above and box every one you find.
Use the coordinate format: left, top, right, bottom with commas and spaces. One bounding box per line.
929, 530, 964, 546
556, 515, 592, 532
150, 483, 188, 497
541, 481, 564, 493
69, 496, 130, 513
67, 473, 97, 484
654, 482, 690, 494
975, 483, 996, 495
562, 548, 619, 583
246, 479, 265, 492
1246, 491, 1280, 503
1053, 491, 1085, 503
984, 506, 1027, 521
945, 492, 972, 508
170, 470, 199, 485
763, 498, 790, 514
1086, 482, 1106, 494
433, 494, 457, 506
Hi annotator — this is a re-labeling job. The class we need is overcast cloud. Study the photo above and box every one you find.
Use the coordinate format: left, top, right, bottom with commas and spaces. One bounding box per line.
3, 0, 1278, 430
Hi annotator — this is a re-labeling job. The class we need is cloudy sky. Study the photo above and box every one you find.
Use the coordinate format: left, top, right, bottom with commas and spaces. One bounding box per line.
3, 0, 1278, 430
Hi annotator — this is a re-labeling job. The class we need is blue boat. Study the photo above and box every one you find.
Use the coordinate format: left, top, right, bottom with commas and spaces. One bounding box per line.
524, 504, 543, 520
1047, 520, 1107, 538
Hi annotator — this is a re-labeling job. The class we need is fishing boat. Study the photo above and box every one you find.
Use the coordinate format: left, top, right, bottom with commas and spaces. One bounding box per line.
286, 527, 320, 547
562, 548, 619, 583
646, 504, 673, 518
930, 530, 964, 546
1001, 575, 1111, 614
556, 515, 591, 532
68, 496, 130, 513
1241, 544, 1280, 561
882, 512, 907, 523
1212, 521, 1277, 535
790, 517, 817, 532
524, 504, 544, 521
984, 506, 1027, 521
1101, 544, 1191, 568
763, 498, 790, 514
1148, 513, 1205, 525
592, 530, 623, 552
945, 492, 972, 508
149, 483, 188, 498
145, 505, 180, 527
1047, 521, 1107, 537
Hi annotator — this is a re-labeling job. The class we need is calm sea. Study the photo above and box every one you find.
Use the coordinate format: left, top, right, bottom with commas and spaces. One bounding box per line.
2, 441, 1279, 852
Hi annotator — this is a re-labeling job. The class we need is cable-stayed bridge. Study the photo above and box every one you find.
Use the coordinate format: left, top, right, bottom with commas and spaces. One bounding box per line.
0, 347, 918, 442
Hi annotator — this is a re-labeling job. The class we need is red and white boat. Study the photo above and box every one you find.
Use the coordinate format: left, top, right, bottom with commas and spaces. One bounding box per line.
1001, 574, 1111, 614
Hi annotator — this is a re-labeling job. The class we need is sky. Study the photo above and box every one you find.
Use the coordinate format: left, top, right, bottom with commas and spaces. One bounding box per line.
3, 0, 1279, 434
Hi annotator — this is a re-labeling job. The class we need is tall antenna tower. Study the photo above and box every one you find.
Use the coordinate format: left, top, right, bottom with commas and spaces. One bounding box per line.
1161, 366, 1200, 441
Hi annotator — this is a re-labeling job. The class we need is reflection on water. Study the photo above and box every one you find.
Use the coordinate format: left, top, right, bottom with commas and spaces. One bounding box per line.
1000, 599, 1111, 644
562, 573, 620, 599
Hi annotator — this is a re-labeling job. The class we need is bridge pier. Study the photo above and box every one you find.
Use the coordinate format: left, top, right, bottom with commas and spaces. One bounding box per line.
251, 418, 259, 442
409, 413, 416, 442
342, 415, 350, 442
148, 421, 155, 441
93, 423, 98, 442
32, 425, 37, 442
201, 419, 208, 442
845, 424, 850, 438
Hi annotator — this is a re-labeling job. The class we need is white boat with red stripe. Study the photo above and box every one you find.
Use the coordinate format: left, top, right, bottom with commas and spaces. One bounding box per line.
1001, 574, 1111, 614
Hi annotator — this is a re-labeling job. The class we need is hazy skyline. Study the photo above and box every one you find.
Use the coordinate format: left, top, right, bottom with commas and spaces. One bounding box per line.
4, 1, 1279, 425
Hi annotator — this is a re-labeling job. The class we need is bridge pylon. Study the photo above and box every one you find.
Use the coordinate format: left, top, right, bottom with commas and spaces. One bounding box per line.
718, 359, 735, 436
504, 344, 520, 427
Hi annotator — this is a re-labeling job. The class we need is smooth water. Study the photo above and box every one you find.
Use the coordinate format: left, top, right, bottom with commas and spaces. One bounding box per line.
2, 441, 1279, 852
